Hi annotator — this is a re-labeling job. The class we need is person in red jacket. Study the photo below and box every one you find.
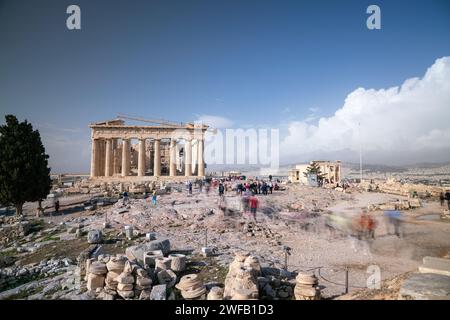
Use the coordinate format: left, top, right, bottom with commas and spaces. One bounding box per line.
249, 194, 259, 222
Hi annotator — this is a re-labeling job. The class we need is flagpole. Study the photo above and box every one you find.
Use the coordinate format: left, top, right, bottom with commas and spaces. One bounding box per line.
359, 122, 363, 183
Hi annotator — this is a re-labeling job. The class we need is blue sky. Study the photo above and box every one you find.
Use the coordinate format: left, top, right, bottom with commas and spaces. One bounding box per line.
1, 0, 450, 172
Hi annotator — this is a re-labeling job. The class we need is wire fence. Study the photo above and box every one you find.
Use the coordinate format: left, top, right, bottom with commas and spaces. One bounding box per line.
287, 263, 381, 291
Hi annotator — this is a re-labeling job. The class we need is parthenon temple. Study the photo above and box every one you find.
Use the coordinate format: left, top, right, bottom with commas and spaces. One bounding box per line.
89, 118, 209, 180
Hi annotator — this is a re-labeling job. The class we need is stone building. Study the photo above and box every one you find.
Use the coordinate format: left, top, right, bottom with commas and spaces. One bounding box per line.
89, 119, 208, 181
288, 160, 342, 185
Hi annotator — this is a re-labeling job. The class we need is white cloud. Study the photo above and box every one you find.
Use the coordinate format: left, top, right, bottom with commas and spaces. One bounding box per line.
281, 57, 450, 165
195, 114, 234, 128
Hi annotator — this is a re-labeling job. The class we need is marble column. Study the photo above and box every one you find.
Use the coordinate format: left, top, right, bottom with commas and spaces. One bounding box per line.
90, 139, 99, 178
112, 139, 119, 175
198, 138, 205, 176
153, 139, 161, 177
98, 140, 105, 177
121, 139, 130, 177
105, 139, 113, 177
169, 139, 177, 177
184, 139, 192, 176
138, 138, 146, 177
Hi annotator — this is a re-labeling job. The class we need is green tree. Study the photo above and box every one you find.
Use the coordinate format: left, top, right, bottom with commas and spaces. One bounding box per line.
303, 162, 326, 185
0, 115, 52, 215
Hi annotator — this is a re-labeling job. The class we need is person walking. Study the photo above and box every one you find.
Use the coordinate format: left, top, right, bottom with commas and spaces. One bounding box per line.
218, 183, 225, 197
242, 191, 250, 214
249, 193, 258, 222
366, 213, 376, 239
445, 190, 450, 210
188, 181, 193, 195
54, 200, 60, 214
384, 210, 403, 238
152, 190, 157, 205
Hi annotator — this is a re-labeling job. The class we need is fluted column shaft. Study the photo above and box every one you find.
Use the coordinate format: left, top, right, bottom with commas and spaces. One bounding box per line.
138, 138, 146, 177
121, 139, 130, 177
185, 139, 192, 176
169, 139, 177, 177
153, 139, 161, 177
105, 139, 113, 177
198, 139, 204, 176
90, 139, 98, 178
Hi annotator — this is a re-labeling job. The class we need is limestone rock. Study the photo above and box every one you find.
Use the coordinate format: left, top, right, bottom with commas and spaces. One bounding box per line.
143, 250, 164, 267
419, 257, 450, 277
176, 274, 206, 300
98, 254, 111, 264
169, 254, 186, 272
399, 273, 450, 300
116, 272, 134, 284
125, 239, 171, 264
207, 287, 223, 300
150, 284, 167, 300
136, 276, 153, 288
117, 283, 133, 291
223, 252, 259, 300
294, 272, 320, 300
106, 255, 126, 273
117, 290, 134, 299
155, 257, 172, 273
135, 268, 150, 278
87, 273, 105, 291
243, 256, 261, 276
157, 269, 177, 288
87, 230, 103, 244
231, 288, 256, 300
139, 289, 152, 300
89, 261, 107, 275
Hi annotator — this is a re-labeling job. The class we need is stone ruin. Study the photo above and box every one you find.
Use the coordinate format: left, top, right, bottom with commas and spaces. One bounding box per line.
294, 272, 321, 300
223, 251, 260, 300
368, 198, 421, 211
361, 178, 444, 199
83, 242, 187, 300
175, 274, 206, 299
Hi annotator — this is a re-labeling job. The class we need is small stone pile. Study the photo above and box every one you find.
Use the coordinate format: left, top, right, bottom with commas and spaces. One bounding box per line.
104, 255, 127, 293
294, 272, 321, 300
242, 222, 282, 246
135, 268, 153, 296
175, 274, 206, 299
223, 251, 260, 300
85, 254, 154, 300
87, 260, 107, 293
83, 235, 194, 300
0, 216, 32, 245
116, 266, 135, 299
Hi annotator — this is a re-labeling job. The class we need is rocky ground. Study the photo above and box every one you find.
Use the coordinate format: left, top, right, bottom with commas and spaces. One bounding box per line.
1, 182, 450, 300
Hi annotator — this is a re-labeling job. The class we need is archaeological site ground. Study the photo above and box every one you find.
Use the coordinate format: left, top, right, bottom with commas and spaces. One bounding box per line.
1, 0, 450, 317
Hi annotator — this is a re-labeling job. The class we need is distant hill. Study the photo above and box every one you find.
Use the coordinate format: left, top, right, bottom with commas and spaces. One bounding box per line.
207, 161, 450, 177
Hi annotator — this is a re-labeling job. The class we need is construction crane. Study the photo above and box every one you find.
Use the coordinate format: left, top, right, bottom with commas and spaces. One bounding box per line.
117, 114, 193, 128
116, 113, 219, 134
